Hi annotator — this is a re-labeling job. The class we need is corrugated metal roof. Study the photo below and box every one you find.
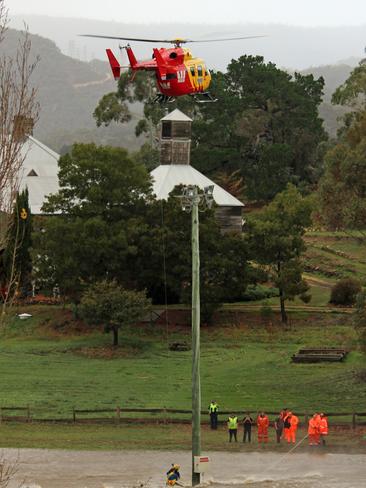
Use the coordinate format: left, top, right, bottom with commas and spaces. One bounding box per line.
151, 164, 244, 207
18, 136, 60, 214
161, 109, 192, 122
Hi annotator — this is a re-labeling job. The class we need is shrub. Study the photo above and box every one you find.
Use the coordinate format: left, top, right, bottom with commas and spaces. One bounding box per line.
260, 302, 274, 324
242, 284, 279, 302
329, 278, 362, 306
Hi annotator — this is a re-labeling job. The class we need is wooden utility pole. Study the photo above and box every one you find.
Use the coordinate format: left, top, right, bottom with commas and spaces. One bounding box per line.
191, 186, 201, 486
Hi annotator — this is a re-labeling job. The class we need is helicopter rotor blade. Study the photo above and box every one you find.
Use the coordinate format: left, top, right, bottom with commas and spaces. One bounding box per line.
80, 34, 266, 44
80, 34, 180, 43
184, 35, 267, 43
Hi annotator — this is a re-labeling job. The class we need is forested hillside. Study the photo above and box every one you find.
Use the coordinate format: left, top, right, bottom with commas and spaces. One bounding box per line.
0, 29, 142, 152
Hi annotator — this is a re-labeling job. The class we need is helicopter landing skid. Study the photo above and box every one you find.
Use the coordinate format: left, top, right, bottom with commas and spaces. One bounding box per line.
191, 92, 218, 103
153, 94, 176, 104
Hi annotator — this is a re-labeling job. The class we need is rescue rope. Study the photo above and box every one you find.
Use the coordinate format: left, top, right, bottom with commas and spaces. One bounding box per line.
262, 433, 309, 473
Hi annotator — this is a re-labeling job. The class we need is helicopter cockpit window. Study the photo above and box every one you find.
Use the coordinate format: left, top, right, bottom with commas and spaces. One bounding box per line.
197, 65, 203, 77
190, 66, 195, 77
166, 73, 177, 80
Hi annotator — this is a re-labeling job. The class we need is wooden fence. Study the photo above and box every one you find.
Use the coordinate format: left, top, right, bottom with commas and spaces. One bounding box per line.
1, 406, 366, 428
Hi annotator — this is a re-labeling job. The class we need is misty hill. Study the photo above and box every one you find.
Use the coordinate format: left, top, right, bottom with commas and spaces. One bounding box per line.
1, 28, 356, 152
302, 64, 354, 137
0, 29, 142, 153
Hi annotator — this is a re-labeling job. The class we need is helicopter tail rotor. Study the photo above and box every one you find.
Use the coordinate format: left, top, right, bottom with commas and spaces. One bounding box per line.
106, 49, 121, 79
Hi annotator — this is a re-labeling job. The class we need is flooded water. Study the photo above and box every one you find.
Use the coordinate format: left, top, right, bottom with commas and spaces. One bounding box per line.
3, 449, 365, 488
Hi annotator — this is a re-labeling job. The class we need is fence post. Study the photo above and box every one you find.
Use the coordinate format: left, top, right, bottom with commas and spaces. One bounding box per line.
163, 406, 168, 425
116, 406, 121, 423
304, 414, 308, 427
73, 407, 76, 423
352, 413, 356, 430
27, 405, 31, 423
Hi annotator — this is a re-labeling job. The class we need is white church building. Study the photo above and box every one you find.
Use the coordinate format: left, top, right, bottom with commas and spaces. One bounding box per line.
18, 135, 60, 214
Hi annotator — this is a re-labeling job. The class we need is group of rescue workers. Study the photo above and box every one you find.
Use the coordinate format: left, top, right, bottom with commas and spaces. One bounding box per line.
165, 407, 329, 486
208, 402, 329, 445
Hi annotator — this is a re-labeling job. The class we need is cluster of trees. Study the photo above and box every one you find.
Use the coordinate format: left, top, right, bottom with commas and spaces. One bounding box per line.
25, 142, 312, 338
33, 143, 252, 322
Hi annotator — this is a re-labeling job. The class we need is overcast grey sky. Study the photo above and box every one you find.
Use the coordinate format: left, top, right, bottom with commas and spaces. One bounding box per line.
10, 0, 366, 26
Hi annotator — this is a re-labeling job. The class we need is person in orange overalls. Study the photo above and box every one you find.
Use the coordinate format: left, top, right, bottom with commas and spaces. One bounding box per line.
308, 413, 320, 445
319, 413, 328, 445
283, 411, 292, 443
289, 412, 299, 443
314, 412, 322, 445
257, 412, 269, 443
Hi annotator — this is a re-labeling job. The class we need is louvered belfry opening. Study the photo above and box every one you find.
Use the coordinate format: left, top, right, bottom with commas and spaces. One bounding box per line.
160, 114, 192, 165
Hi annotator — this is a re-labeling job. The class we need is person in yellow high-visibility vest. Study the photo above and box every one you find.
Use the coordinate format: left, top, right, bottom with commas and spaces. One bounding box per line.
227, 414, 238, 442
208, 401, 219, 430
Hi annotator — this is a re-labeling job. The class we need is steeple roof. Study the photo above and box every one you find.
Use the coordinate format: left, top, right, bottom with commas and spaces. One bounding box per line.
161, 109, 192, 122
151, 164, 244, 207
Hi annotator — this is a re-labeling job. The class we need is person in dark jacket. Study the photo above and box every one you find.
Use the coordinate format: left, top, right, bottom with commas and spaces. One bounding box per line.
242, 412, 253, 442
274, 413, 284, 443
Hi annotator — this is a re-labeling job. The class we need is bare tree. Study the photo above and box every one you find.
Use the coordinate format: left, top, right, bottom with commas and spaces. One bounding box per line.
0, 452, 20, 488
0, 0, 39, 247
0, 1, 39, 319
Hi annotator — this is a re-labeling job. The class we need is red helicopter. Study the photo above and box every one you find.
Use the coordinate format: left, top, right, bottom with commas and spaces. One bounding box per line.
81, 34, 265, 103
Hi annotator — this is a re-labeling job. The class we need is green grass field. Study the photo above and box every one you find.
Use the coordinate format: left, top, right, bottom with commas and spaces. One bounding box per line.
1, 423, 365, 452
0, 305, 364, 421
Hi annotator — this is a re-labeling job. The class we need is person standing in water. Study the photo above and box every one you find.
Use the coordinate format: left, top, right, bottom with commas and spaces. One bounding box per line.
166, 464, 181, 486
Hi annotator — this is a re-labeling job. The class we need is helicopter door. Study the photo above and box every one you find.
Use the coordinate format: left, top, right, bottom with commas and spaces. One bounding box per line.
189, 65, 198, 90
197, 65, 204, 90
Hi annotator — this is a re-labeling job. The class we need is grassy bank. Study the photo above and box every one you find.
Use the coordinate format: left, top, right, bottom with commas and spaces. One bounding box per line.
0, 422, 365, 453
0, 305, 364, 419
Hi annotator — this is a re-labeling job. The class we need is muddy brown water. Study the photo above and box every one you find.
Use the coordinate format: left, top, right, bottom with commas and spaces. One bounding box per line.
3, 449, 365, 488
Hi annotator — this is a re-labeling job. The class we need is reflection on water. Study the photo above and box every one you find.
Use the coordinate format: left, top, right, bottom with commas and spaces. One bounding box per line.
3, 449, 365, 488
